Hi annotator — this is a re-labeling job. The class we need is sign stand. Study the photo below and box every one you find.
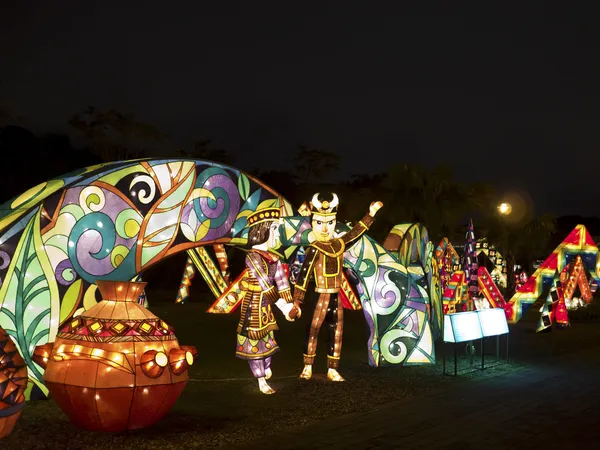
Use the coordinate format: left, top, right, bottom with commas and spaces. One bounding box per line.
442, 308, 509, 376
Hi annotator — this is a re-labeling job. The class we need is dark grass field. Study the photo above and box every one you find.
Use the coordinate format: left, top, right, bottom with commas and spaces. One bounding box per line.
5, 291, 600, 449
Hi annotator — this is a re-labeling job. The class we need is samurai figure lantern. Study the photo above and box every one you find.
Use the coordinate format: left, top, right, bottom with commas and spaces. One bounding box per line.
0, 327, 28, 438
33, 280, 197, 432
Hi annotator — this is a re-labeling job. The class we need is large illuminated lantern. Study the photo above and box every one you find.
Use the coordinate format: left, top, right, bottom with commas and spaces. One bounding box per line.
0, 327, 28, 438
383, 223, 443, 341
0, 158, 441, 399
34, 280, 197, 431
507, 225, 600, 323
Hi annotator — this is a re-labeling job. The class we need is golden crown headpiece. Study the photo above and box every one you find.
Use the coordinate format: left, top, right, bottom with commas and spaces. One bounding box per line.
247, 208, 281, 227
309, 192, 339, 216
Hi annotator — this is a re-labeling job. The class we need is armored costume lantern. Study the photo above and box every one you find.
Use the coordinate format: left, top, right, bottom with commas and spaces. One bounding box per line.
289, 193, 382, 382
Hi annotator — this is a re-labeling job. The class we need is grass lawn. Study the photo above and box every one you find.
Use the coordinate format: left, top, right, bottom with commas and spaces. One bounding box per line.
5, 292, 600, 449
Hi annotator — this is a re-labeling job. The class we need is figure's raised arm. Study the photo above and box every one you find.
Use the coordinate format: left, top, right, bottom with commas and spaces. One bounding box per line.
341, 201, 383, 245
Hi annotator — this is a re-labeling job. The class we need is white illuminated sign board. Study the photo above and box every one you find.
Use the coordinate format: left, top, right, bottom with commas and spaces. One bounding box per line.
444, 311, 483, 343
478, 308, 509, 337
443, 308, 509, 343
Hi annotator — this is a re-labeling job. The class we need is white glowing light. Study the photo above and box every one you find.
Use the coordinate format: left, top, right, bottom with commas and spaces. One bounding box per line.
497, 203, 512, 215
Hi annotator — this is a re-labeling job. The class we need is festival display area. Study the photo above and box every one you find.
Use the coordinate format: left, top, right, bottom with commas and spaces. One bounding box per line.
506, 225, 600, 323
0, 158, 447, 405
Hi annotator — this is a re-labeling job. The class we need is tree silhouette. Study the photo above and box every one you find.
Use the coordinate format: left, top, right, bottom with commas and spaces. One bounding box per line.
69, 107, 165, 162
293, 145, 340, 183
175, 139, 232, 164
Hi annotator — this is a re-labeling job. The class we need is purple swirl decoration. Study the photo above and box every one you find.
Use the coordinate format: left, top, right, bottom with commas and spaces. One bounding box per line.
198, 174, 240, 242
55, 259, 77, 286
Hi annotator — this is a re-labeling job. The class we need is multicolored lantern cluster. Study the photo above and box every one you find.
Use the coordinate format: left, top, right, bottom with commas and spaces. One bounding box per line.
507, 225, 600, 323
0, 327, 28, 438
33, 280, 197, 432
442, 220, 506, 317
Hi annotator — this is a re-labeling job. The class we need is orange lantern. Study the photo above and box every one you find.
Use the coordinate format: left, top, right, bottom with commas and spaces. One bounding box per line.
34, 280, 197, 432
0, 327, 28, 438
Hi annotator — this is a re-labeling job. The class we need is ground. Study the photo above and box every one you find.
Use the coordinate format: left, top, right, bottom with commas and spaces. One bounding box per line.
5, 295, 600, 449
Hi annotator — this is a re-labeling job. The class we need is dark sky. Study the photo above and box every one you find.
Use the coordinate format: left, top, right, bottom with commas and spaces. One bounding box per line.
2, 1, 600, 216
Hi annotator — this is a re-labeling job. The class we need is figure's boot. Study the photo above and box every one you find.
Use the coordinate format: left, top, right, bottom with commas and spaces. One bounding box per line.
258, 377, 275, 394
327, 368, 345, 382
265, 368, 273, 380
299, 364, 312, 380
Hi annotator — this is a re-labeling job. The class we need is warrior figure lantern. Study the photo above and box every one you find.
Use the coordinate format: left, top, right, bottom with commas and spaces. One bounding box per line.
289, 193, 382, 381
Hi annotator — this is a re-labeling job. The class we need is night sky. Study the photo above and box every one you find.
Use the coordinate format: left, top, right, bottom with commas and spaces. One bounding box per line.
2, 2, 599, 216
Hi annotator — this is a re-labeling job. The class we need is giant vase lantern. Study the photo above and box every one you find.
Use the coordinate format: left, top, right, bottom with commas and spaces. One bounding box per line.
34, 280, 197, 432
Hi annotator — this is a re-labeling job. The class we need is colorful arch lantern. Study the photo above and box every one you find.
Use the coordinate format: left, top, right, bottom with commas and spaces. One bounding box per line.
0, 159, 291, 398
507, 225, 600, 323
33, 280, 197, 432
0, 328, 28, 438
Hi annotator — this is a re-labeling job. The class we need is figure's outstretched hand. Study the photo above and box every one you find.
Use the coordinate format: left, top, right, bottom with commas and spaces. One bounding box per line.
289, 305, 300, 320
369, 201, 383, 217
285, 307, 301, 321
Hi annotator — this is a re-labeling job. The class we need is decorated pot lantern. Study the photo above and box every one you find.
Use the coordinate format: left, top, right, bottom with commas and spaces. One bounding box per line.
34, 280, 197, 432
0, 327, 28, 438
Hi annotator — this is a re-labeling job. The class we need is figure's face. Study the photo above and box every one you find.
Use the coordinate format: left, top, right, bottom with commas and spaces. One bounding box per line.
267, 221, 280, 248
312, 213, 336, 241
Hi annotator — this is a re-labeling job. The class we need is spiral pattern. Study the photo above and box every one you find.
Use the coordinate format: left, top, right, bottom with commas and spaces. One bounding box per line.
185, 169, 240, 242
129, 174, 157, 204
380, 328, 416, 364
373, 269, 405, 314
115, 209, 143, 240
55, 259, 77, 285
68, 212, 118, 282
79, 186, 105, 214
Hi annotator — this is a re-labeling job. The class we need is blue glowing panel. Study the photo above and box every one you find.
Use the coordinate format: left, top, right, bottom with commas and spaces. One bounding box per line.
478, 308, 509, 337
